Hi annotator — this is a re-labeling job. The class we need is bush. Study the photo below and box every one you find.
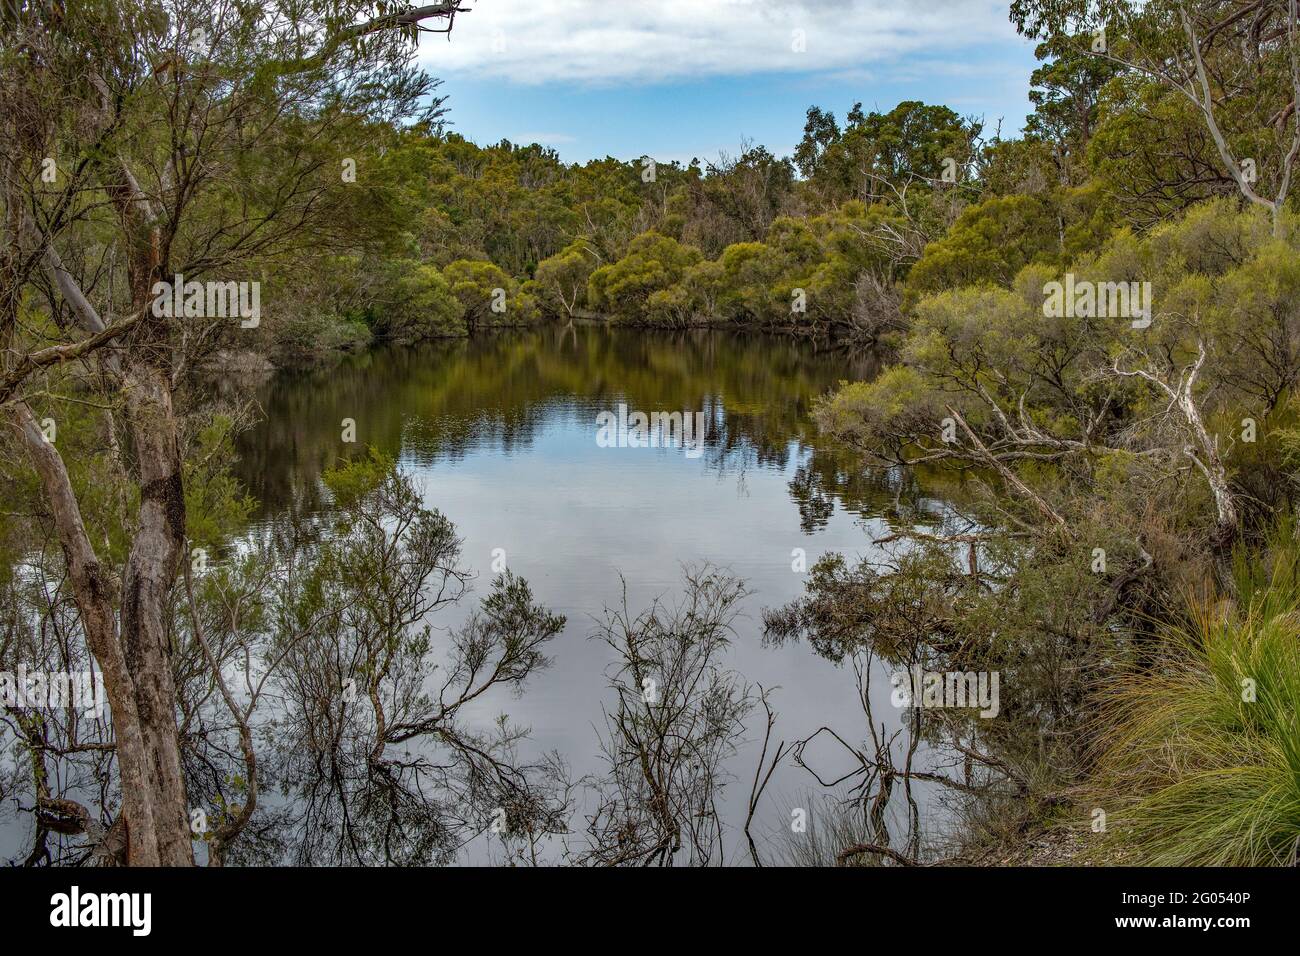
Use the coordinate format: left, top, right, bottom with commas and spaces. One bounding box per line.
1090, 528, 1300, 865
534, 240, 599, 318
442, 259, 540, 328
587, 231, 702, 321
269, 310, 371, 364
905, 193, 1062, 298
375, 261, 467, 342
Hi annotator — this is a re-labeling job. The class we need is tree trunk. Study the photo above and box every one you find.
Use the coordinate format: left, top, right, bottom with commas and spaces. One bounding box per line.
117, 363, 195, 865
6, 401, 185, 864
110, 160, 196, 863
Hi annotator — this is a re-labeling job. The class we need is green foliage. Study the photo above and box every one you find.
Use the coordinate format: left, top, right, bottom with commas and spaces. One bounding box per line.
906, 192, 1064, 297
1025, 34, 1120, 183
378, 261, 467, 342
586, 200, 906, 332
533, 239, 600, 318
907, 180, 1113, 299
796, 100, 979, 201
764, 520, 1129, 804
809, 186, 1300, 858
184, 414, 258, 550
979, 137, 1058, 197
587, 232, 703, 321
375, 132, 697, 276
321, 447, 399, 509
442, 259, 540, 328
645, 257, 725, 327
827, 200, 1300, 543
691, 145, 795, 244
814, 366, 947, 462
1086, 76, 1232, 227
268, 309, 372, 364
278, 97, 1039, 342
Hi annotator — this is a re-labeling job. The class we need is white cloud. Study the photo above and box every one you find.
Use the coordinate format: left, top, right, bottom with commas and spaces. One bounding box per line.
417, 0, 1021, 85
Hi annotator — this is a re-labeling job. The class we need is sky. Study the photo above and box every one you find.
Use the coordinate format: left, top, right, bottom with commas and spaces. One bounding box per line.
413, 0, 1041, 166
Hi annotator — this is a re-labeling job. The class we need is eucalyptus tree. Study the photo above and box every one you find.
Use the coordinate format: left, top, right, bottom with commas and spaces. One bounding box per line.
1012, 0, 1300, 235
0, 0, 467, 865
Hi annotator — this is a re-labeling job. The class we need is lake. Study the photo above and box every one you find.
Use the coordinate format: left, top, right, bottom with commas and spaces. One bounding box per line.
234, 324, 940, 863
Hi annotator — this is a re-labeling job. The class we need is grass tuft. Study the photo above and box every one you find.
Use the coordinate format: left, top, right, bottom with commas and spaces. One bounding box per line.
1089, 525, 1300, 865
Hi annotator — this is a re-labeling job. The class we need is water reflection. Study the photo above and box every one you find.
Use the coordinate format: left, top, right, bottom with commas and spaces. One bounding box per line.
227, 326, 936, 864
237, 325, 896, 526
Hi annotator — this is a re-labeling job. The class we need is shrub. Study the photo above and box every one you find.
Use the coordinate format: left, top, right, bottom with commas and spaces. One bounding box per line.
1089, 528, 1300, 865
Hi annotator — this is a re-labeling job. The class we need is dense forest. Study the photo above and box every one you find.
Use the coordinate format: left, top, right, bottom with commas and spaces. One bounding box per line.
3, 0, 1300, 870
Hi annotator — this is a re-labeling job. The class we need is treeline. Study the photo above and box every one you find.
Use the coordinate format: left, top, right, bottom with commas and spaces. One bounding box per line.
269, 100, 993, 354
237, 89, 1051, 359
255, 9, 1274, 366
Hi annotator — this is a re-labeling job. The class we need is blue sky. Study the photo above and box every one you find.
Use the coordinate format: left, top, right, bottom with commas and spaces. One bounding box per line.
416, 0, 1040, 165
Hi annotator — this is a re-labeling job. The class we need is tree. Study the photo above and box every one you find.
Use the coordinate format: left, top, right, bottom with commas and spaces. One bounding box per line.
442, 259, 539, 328
252, 453, 567, 865
582, 568, 754, 866
692, 143, 795, 244
794, 105, 842, 179
380, 261, 467, 342
1026, 34, 1122, 183
905, 193, 1065, 295
797, 101, 981, 205
823, 201, 1300, 559
587, 231, 703, 321
1012, 0, 1300, 236
0, 0, 466, 866
1086, 73, 1237, 226
534, 239, 600, 320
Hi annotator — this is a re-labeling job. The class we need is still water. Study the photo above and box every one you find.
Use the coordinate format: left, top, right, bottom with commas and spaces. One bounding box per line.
235, 325, 930, 862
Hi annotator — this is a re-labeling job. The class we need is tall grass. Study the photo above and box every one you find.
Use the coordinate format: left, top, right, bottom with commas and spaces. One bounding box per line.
1090, 526, 1300, 865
